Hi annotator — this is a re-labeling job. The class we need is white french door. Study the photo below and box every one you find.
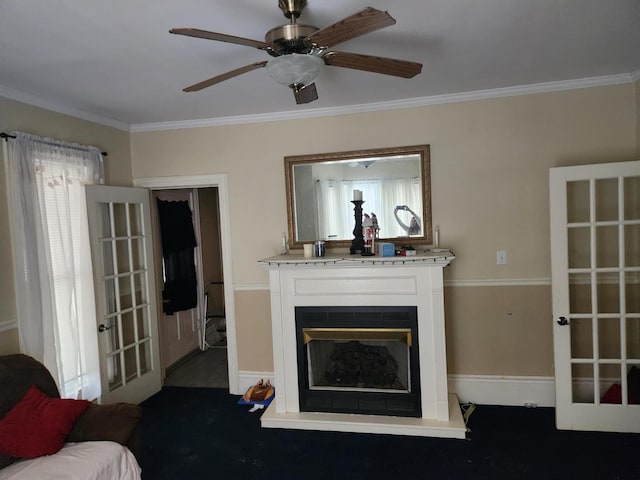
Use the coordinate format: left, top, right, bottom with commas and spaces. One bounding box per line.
86, 185, 162, 405
550, 160, 640, 432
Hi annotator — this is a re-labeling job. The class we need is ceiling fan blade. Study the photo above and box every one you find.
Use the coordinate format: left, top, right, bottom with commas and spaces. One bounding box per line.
306, 7, 396, 49
170, 28, 271, 51
323, 51, 422, 78
183, 61, 268, 92
292, 83, 318, 104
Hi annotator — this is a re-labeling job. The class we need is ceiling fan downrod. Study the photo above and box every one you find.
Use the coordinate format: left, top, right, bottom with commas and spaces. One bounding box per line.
278, 0, 307, 20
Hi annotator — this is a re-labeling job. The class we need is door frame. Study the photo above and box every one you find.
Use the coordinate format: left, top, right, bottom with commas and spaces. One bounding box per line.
134, 174, 239, 394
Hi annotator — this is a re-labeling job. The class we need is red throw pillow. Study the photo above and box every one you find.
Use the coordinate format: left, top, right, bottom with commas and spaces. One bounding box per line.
0, 386, 91, 458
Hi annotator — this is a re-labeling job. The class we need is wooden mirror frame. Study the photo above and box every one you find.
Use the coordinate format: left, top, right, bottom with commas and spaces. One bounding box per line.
285, 144, 432, 250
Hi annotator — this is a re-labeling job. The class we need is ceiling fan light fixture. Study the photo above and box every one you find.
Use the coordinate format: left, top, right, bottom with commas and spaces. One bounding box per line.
266, 53, 323, 87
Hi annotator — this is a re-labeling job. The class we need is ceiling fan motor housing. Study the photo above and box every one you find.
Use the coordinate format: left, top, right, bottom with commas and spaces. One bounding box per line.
265, 24, 319, 56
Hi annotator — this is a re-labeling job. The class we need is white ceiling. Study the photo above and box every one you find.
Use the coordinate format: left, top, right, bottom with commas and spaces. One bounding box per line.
0, 0, 638, 130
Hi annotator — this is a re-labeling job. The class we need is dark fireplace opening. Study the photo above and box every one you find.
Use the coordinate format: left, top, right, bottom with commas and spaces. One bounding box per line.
296, 306, 421, 418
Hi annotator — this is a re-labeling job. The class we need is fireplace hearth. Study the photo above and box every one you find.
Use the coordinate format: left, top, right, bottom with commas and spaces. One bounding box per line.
296, 306, 420, 417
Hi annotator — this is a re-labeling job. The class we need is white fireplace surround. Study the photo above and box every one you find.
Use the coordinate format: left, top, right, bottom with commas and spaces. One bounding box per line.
259, 251, 466, 438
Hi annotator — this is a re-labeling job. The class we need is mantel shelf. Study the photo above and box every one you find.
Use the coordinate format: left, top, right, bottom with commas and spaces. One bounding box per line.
259, 249, 455, 268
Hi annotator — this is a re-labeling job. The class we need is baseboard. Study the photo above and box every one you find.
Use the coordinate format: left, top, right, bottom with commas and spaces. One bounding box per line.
448, 374, 556, 407
237, 370, 556, 407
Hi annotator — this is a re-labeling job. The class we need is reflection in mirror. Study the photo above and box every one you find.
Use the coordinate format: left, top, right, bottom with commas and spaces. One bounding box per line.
285, 145, 432, 249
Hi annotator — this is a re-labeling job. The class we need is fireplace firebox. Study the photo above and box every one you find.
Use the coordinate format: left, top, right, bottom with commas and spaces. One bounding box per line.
296, 306, 421, 417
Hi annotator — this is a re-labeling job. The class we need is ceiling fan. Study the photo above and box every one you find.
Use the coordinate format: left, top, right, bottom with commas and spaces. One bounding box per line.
170, 0, 422, 104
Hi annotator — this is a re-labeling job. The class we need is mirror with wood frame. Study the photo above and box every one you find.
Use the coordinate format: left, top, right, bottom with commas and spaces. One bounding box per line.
285, 144, 432, 250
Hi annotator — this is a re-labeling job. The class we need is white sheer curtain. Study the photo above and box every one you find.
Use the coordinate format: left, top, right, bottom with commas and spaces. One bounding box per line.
316, 177, 422, 239
6, 131, 103, 400
316, 179, 352, 240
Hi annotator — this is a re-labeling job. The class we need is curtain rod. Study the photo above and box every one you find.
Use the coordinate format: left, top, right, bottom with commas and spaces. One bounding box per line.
0, 132, 108, 157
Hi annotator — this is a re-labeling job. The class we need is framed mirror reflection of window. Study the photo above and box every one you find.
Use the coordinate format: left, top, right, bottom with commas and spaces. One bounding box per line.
285, 145, 432, 250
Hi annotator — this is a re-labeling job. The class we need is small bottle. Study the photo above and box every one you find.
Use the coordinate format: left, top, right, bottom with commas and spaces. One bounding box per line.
362, 214, 374, 256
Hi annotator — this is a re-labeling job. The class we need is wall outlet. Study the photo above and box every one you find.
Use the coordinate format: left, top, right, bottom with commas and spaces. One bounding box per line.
496, 250, 507, 264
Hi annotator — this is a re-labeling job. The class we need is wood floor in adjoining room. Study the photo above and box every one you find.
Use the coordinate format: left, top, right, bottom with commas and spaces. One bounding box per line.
164, 347, 229, 389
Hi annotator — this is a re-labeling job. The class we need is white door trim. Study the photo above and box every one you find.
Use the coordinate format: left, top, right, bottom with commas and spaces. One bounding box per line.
134, 175, 239, 394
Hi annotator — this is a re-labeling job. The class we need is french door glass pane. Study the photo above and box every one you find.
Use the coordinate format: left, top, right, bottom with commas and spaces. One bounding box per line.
568, 227, 590, 268
137, 307, 150, 339
133, 273, 146, 305
116, 240, 130, 273
597, 273, 619, 314
113, 203, 128, 237
627, 318, 640, 360
105, 278, 117, 314
139, 341, 152, 376
570, 318, 593, 358
122, 310, 136, 346
104, 318, 120, 352
131, 238, 145, 271
595, 178, 618, 221
596, 226, 618, 268
624, 177, 639, 220
627, 281, 640, 313
572, 363, 593, 403
598, 317, 621, 359
600, 364, 620, 403
625, 224, 640, 267
108, 354, 123, 391
119, 275, 132, 309
128, 203, 143, 236
569, 273, 592, 314
567, 180, 590, 223
124, 347, 137, 382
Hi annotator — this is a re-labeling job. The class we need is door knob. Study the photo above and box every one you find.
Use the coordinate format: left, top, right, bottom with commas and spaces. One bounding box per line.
557, 316, 569, 326
98, 324, 112, 332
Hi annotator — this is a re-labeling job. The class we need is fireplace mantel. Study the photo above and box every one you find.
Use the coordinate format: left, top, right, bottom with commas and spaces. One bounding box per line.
259, 250, 466, 438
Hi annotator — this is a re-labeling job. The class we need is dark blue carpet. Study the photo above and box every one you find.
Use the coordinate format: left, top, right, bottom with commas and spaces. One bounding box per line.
140, 387, 640, 480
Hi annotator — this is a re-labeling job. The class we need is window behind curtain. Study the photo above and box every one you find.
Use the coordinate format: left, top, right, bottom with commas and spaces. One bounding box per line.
7, 132, 103, 400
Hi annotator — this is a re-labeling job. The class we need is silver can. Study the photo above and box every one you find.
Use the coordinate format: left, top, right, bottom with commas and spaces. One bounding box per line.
314, 240, 326, 257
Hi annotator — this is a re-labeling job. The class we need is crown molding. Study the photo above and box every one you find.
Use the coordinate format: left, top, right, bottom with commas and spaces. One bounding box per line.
0, 85, 130, 132
1, 71, 635, 134
131, 72, 635, 132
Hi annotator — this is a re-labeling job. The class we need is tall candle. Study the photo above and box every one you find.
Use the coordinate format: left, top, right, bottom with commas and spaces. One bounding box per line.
434, 226, 440, 248
353, 189, 362, 201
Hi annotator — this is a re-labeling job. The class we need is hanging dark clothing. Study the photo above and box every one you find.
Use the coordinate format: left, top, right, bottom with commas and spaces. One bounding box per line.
156, 199, 198, 315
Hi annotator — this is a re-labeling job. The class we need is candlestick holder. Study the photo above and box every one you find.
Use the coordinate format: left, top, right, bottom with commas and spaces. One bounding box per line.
350, 200, 365, 254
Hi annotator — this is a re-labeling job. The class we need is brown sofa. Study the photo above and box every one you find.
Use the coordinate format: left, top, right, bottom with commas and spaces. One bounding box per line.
0, 354, 142, 471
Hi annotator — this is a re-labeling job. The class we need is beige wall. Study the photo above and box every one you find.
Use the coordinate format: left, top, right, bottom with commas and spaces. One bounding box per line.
0, 97, 132, 354
131, 84, 637, 374
1, 83, 637, 378
636, 80, 640, 155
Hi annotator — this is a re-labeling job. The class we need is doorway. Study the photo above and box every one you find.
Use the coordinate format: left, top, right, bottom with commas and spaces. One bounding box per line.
152, 187, 228, 389
135, 174, 239, 394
